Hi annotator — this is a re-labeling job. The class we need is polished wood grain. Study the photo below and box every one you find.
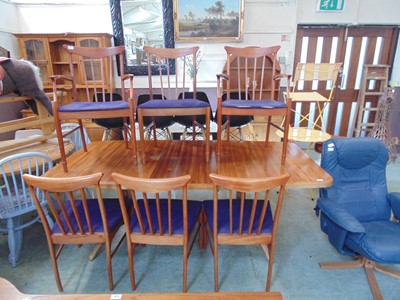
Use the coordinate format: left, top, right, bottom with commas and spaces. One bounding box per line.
0, 277, 283, 300
44, 140, 332, 190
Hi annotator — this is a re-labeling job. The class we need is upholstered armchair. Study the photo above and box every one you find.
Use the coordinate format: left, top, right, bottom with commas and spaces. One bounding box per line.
316, 137, 400, 300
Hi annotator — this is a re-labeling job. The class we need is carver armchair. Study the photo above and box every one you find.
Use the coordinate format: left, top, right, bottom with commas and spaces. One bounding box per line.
51, 45, 136, 172
216, 45, 291, 165
316, 137, 400, 300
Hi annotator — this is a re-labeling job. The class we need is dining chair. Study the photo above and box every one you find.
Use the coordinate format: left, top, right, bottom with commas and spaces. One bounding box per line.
136, 46, 211, 158
51, 45, 136, 172
22, 172, 126, 291
216, 45, 291, 165
0, 152, 53, 267
112, 173, 202, 292
203, 172, 290, 292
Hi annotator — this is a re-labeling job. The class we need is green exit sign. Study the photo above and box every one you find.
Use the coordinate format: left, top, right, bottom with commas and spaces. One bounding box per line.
318, 0, 345, 11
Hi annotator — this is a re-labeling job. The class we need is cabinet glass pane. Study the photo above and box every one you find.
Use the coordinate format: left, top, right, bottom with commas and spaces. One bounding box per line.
79, 39, 99, 48
24, 40, 49, 82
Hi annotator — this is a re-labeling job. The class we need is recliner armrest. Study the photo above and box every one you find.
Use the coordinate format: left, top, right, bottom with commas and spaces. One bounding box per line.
317, 197, 365, 233
387, 192, 400, 219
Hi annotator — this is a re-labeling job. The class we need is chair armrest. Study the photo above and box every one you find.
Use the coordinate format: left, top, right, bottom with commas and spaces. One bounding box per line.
121, 74, 134, 100
388, 192, 400, 219
317, 197, 365, 233
216, 73, 229, 103
50, 75, 73, 83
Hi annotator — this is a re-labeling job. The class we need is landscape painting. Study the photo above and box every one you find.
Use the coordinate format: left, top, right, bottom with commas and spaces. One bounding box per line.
173, 0, 244, 42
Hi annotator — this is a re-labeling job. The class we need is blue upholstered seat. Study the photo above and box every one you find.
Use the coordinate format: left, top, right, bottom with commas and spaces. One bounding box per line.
222, 99, 286, 109
137, 99, 210, 109
58, 100, 130, 112
203, 199, 273, 234
316, 137, 400, 299
130, 199, 202, 235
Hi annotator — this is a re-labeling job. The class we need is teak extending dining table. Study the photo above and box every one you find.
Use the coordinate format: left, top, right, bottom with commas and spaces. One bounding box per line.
44, 140, 332, 190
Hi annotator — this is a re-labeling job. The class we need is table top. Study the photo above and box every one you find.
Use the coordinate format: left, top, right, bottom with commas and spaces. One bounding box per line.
0, 277, 283, 300
288, 91, 328, 102
44, 140, 332, 190
276, 128, 331, 143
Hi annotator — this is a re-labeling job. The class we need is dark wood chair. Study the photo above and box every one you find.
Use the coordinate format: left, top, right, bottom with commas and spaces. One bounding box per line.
51, 45, 136, 172
216, 45, 291, 165
22, 172, 126, 291
137, 46, 211, 159
203, 172, 290, 292
112, 173, 202, 292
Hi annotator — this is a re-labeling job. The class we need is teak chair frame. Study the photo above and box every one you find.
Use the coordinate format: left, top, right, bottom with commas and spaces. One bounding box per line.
23, 172, 124, 292
51, 45, 136, 172
112, 173, 201, 292
216, 46, 291, 165
204, 172, 290, 292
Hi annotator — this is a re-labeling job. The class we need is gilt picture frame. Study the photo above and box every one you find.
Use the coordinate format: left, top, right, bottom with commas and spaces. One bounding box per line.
173, 0, 244, 42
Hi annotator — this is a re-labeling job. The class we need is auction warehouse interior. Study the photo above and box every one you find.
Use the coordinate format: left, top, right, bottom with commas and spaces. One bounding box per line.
1, 0, 400, 299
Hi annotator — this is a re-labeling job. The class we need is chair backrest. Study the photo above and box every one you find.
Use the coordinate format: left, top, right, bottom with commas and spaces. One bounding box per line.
0, 152, 53, 219
112, 173, 191, 238
144, 46, 199, 100
22, 172, 112, 237
62, 45, 133, 103
292, 63, 342, 101
222, 46, 281, 101
209, 173, 290, 236
320, 138, 390, 222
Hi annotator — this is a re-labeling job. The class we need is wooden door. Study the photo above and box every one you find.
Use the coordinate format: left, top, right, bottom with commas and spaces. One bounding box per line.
293, 26, 398, 137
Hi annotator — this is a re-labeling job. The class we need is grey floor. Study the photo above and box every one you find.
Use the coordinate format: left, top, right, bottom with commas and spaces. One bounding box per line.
0, 150, 399, 300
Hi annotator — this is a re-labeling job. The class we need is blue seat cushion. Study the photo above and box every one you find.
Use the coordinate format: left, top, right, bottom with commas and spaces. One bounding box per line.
346, 220, 400, 264
130, 199, 202, 235
203, 199, 273, 234
52, 199, 126, 234
137, 99, 210, 109
222, 99, 286, 109
58, 101, 129, 112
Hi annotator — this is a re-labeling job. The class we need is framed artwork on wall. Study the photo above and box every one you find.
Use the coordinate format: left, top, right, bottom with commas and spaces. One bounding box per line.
173, 0, 244, 42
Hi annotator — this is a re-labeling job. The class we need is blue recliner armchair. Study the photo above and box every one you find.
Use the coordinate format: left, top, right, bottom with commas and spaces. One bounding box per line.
316, 137, 400, 300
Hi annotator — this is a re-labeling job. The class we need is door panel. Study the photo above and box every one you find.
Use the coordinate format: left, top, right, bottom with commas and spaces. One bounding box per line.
293, 26, 398, 137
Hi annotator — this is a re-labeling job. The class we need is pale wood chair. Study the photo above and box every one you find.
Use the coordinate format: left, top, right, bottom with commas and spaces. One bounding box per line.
216, 46, 291, 165
112, 173, 202, 292
203, 172, 290, 292
22, 172, 126, 291
51, 45, 136, 172
137, 46, 211, 159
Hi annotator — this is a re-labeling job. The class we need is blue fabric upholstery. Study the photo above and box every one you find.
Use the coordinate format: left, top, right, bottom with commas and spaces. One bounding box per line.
316, 137, 400, 263
58, 101, 129, 113
130, 199, 202, 234
222, 99, 287, 109
203, 199, 273, 234
137, 99, 210, 109
175, 91, 214, 125
53, 199, 125, 234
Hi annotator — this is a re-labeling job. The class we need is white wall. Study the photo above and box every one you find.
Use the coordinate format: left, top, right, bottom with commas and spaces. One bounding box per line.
1, 0, 400, 83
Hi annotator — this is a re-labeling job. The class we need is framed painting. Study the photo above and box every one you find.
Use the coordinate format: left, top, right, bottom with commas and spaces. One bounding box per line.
173, 0, 244, 42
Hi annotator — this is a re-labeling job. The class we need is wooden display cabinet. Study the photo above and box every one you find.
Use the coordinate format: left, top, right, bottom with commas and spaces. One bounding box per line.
15, 33, 114, 140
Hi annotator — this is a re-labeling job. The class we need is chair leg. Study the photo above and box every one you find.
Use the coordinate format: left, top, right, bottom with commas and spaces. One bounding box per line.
213, 238, 218, 292
105, 242, 115, 290
128, 241, 136, 290
7, 217, 22, 267
49, 244, 63, 292
266, 243, 275, 292
54, 114, 68, 172
364, 260, 383, 300
183, 243, 188, 292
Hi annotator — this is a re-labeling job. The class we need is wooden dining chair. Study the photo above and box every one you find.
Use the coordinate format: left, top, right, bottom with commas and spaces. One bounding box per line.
137, 46, 211, 158
51, 45, 136, 172
22, 172, 126, 292
216, 45, 291, 165
112, 173, 202, 292
203, 172, 290, 292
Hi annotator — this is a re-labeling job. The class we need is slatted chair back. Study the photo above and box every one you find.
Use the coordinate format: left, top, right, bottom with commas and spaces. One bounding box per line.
144, 46, 199, 100
112, 172, 202, 292
222, 46, 281, 101
22, 172, 124, 292
203, 172, 290, 292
